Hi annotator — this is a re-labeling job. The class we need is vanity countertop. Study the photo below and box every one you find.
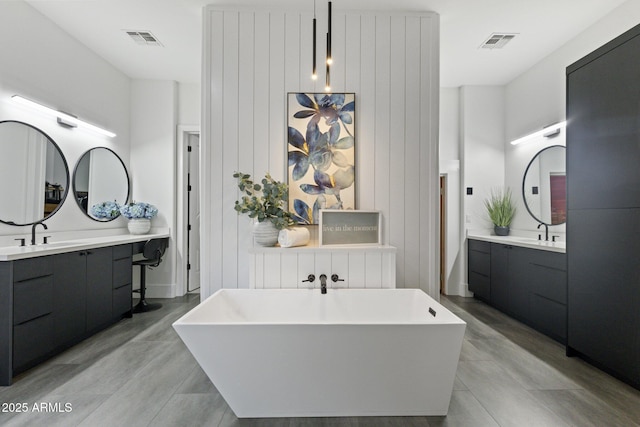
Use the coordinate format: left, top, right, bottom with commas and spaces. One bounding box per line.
0, 231, 170, 261
467, 232, 566, 253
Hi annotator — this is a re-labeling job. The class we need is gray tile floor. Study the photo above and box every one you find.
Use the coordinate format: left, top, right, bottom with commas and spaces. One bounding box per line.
1, 294, 639, 427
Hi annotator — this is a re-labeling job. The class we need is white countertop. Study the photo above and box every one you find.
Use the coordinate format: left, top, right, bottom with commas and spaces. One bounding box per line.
249, 244, 397, 254
467, 232, 566, 253
0, 231, 170, 261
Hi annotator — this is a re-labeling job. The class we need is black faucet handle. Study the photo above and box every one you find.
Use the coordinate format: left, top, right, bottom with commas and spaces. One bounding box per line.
302, 274, 315, 283
551, 235, 560, 242
14, 238, 26, 247
43, 236, 51, 244
331, 274, 344, 283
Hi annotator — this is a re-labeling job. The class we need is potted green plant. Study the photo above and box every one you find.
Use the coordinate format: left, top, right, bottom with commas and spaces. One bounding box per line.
233, 172, 294, 246
484, 188, 516, 236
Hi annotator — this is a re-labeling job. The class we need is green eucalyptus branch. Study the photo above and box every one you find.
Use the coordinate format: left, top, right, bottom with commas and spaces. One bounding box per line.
233, 171, 294, 230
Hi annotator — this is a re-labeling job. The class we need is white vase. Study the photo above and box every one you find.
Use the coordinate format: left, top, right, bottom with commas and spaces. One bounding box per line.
128, 218, 151, 235
253, 220, 279, 246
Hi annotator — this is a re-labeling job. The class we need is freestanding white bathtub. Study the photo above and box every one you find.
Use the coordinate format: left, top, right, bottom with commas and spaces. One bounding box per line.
173, 288, 466, 418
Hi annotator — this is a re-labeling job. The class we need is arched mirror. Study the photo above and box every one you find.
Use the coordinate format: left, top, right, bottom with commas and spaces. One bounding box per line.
0, 120, 69, 226
73, 147, 129, 221
522, 145, 566, 225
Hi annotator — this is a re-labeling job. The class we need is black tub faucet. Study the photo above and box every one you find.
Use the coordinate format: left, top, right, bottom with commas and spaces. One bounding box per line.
319, 274, 328, 294
537, 222, 549, 241
31, 222, 48, 245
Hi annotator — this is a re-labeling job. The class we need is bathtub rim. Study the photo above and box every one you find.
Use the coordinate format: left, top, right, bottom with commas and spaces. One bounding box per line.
173, 288, 466, 327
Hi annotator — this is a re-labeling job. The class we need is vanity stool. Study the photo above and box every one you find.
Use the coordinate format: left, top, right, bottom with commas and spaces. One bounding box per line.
133, 237, 169, 313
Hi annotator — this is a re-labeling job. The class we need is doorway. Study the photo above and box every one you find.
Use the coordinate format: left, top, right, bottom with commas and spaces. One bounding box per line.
439, 175, 446, 294
177, 126, 200, 296
187, 133, 201, 292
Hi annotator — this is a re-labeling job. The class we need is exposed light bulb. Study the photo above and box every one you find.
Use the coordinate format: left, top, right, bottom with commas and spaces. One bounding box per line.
326, 57, 333, 65
325, 85, 331, 92
312, 73, 318, 80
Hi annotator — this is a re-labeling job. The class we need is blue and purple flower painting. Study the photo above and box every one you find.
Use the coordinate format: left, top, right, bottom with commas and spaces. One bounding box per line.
287, 93, 355, 224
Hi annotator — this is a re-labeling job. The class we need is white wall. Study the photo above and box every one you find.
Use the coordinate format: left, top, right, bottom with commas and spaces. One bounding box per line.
439, 87, 464, 295
504, 0, 640, 234
461, 86, 506, 232
0, 0, 131, 237
201, 7, 440, 298
130, 80, 178, 297
178, 82, 201, 126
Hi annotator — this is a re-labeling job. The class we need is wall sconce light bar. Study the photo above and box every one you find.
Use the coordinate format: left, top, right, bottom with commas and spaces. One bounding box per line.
510, 121, 566, 145
11, 95, 116, 138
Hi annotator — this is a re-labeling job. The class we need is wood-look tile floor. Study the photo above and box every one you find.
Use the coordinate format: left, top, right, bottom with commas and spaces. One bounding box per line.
1, 294, 639, 427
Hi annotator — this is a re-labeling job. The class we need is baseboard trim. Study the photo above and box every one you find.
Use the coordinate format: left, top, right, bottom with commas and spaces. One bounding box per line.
144, 283, 177, 299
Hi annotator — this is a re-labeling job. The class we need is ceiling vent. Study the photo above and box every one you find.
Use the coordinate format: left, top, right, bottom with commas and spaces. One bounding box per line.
125, 30, 163, 47
480, 33, 517, 49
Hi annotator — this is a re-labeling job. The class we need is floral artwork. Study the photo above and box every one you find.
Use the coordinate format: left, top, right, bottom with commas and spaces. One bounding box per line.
287, 93, 355, 224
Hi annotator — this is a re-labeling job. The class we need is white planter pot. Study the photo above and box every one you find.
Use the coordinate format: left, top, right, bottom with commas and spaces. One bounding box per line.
253, 220, 279, 247
128, 218, 151, 235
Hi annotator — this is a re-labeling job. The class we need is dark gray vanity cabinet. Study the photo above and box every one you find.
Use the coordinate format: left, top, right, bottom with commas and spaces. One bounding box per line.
467, 240, 491, 302
485, 244, 533, 324
11, 257, 56, 374
53, 251, 87, 348
526, 249, 568, 343
567, 23, 640, 389
468, 239, 567, 343
86, 247, 115, 331
0, 243, 134, 385
491, 244, 531, 324
112, 244, 133, 317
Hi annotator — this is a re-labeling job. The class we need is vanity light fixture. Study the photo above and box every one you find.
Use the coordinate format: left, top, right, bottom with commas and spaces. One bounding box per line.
10, 95, 116, 138
510, 121, 566, 145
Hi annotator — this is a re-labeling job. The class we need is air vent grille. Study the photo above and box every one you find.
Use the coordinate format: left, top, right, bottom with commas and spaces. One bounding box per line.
480, 33, 517, 49
125, 30, 163, 47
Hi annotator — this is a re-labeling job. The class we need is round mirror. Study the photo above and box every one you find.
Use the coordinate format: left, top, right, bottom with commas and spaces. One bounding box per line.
522, 145, 566, 225
0, 120, 69, 226
73, 147, 129, 221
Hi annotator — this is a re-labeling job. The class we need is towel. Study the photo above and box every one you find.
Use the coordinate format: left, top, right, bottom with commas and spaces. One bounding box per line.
278, 227, 310, 248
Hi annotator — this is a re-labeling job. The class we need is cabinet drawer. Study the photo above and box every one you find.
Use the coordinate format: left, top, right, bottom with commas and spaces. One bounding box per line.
113, 244, 132, 260
113, 284, 132, 316
468, 239, 491, 254
530, 295, 567, 342
13, 276, 53, 325
13, 314, 54, 371
469, 251, 491, 277
13, 257, 53, 282
468, 271, 490, 301
528, 249, 567, 271
529, 264, 567, 304
113, 258, 132, 288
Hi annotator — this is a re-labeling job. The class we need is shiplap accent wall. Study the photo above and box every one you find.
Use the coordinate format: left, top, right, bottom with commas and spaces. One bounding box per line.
201, 6, 440, 298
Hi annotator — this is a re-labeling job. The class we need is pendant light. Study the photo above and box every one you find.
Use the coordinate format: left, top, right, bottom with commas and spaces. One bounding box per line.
311, 0, 317, 80
325, 1, 332, 92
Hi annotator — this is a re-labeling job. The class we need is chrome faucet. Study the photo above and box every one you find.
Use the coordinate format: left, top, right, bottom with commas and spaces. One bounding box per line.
537, 222, 549, 241
31, 222, 48, 245
319, 274, 328, 294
